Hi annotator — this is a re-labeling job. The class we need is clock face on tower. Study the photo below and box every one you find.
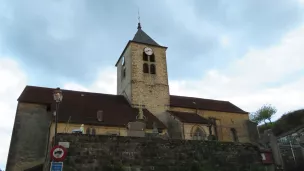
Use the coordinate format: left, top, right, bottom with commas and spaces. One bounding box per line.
144, 47, 153, 56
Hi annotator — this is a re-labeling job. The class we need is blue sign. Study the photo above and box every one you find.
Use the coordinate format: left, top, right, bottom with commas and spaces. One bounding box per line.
50, 162, 63, 171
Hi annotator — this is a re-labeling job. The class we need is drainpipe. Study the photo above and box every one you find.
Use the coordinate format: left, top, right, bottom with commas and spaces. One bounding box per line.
182, 122, 185, 139
44, 121, 52, 160
44, 111, 53, 171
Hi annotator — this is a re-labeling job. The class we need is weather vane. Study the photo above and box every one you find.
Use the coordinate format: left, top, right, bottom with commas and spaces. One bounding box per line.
138, 8, 140, 23
137, 8, 142, 29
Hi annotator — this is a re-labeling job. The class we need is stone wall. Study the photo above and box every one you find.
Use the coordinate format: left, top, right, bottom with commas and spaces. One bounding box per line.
244, 120, 259, 143
56, 134, 268, 171
6, 103, 51, 171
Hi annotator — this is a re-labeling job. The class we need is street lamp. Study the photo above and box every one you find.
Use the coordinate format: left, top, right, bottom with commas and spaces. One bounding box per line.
53, 87, 63, 146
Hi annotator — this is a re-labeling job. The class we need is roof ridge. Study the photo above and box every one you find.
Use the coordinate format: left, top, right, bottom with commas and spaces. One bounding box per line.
25, 85, 120, 97
170, 94, 229, 103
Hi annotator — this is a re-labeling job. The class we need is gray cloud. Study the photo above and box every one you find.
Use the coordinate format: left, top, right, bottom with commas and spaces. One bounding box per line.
0, 0, 303, 84
191, 0, 304, 47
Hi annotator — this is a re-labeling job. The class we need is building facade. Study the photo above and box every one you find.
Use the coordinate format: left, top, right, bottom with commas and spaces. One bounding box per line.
5, 23, 257, 171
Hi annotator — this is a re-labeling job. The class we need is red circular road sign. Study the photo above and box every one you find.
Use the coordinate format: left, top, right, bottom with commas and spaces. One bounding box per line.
50, 145, 67, 161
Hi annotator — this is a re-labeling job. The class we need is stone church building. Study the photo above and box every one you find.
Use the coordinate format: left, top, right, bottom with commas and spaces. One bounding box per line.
5, 23, 258, 171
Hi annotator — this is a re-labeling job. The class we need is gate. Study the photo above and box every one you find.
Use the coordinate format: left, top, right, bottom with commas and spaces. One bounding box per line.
278, 140, 304, 171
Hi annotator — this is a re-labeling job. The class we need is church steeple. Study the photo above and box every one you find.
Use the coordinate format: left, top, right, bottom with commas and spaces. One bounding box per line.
132, 23, 160, 47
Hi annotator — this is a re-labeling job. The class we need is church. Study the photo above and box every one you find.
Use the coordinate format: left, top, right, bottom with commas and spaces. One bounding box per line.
5, 23, 258, 171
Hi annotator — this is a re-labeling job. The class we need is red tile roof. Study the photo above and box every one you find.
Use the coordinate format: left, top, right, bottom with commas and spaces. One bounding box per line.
169, 111, 209, 124
170, 95, 248, 114
18, 86, 166, 129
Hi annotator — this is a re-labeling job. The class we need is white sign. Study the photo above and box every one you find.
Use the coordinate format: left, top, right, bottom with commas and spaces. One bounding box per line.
58, 142, 70, 148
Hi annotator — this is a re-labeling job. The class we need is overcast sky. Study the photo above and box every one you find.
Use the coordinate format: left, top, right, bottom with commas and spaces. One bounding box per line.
1, 0, 304, 169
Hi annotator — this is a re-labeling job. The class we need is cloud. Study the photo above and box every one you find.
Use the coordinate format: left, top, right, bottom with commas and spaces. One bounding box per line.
1, 0, 303, 84
1, 0, 304, 169
169, 25, 304, 120
162, 0, 304, 80
0, 57, 27, 169
63, 67, 116, 94
63, 25, 304, 123
0, 0, 138, 84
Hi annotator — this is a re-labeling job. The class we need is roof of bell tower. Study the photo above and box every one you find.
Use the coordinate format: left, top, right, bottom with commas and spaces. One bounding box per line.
115, 23, 167, 66
132, 23, 160, 46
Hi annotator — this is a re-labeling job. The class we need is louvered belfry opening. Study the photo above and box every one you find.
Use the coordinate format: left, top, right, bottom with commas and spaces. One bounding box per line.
143, 63, 149, 73
150, 64, 156, 74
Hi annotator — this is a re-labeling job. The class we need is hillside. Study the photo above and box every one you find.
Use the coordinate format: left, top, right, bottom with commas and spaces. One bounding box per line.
258, 109, 304, 136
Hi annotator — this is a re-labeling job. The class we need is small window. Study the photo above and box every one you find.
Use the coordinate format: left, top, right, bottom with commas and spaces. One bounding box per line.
150, 54, 155, 62
143, 63, 149, 73
150, 64, 156, 74
122, 57, 125, 66
143, 53, 148, 61
123, 67, 126, 78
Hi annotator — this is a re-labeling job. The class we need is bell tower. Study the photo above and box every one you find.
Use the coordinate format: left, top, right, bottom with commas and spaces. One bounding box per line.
115, 22, 170, 122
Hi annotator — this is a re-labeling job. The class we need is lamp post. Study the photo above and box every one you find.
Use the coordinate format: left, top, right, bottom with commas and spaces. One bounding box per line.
53, 87, 63, 146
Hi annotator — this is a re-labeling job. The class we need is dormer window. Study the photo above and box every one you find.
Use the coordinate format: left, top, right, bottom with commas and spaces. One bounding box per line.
97, 110, 103, 122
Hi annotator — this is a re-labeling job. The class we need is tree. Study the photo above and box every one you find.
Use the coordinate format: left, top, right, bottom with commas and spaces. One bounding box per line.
254, 104, 277, 126
250, 113, 262, 124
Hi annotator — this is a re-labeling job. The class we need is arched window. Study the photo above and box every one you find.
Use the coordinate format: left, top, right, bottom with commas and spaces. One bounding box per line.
92, 128, 96, 135
143, 52, 148, 61
143, 63, 149, 73
193, 128, 205, 140
150, 64, 156, 74
86, 127, 91, 134
150, 54, 155, 62
231, 128, 239, 142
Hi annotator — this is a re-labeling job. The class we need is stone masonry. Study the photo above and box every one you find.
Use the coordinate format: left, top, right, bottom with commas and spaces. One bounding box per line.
117, 42, 170, 126
6, 103, 51, 171
130, 42, 169, 116
55, 133, 268, 171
